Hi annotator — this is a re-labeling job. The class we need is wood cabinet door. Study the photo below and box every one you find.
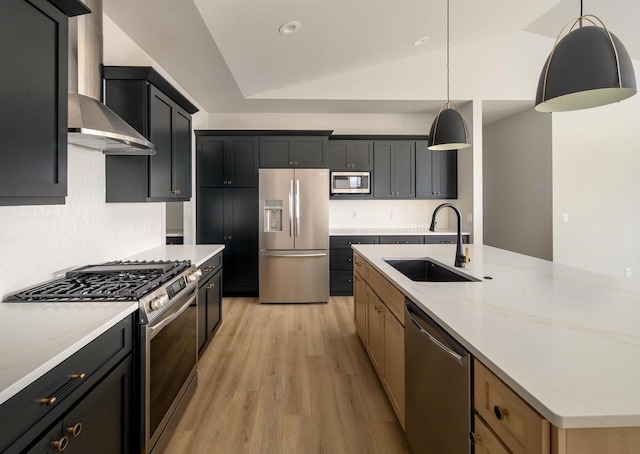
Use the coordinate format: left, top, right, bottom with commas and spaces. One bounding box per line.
383, 309, 405, 429
366, 286, 384, 375
353, 271, 367, 341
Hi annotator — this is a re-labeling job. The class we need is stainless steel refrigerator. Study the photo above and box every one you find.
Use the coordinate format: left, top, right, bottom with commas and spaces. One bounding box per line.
259, 168, 329, 303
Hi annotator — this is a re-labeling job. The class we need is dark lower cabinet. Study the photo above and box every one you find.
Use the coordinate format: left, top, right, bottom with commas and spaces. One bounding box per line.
329, 236, 379, 296
0, 0, 84, 206
27, 356, 133, 454
0, 316, 134, 454
197, 252, 223, 356
197, 188, 258, 296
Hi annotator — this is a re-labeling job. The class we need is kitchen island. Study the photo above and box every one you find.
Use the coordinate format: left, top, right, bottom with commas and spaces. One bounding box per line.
353, 243, 640, 452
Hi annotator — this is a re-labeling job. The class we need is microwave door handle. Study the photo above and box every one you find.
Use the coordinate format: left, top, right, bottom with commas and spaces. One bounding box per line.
289, 180, 294, 237
295, 179, 300, 237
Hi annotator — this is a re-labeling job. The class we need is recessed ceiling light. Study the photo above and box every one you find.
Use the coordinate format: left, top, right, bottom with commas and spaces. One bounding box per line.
412, 36, 429, 46
279, 21, 301, 35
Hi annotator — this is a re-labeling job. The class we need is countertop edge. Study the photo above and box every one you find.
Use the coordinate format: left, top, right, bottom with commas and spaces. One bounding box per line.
0, 303, 138, 406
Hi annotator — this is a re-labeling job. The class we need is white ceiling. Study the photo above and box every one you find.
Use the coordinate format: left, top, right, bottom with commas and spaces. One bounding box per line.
103, 0, 640, 116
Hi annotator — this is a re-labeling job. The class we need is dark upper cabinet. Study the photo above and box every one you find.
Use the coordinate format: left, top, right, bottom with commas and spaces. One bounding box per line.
0, 0, 81, 206
196, 135, 258, 188
329, 140, 374, 170
259, 136, 328, 168
103, 67, 199, 202
415, 141, 458, 199
373, 141, 415, 198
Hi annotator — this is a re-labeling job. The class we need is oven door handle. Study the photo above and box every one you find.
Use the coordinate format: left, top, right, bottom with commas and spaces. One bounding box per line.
148, 288, 197, 339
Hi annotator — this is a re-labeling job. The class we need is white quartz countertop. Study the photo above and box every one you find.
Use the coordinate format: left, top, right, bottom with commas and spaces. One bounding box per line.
352, 244, 640, 429
0, 302, 137, 406
330, 228, 470, 236
126, 244, 224, 267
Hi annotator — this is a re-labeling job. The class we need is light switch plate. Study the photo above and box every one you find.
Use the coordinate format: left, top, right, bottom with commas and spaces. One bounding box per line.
562, 213, 569, 223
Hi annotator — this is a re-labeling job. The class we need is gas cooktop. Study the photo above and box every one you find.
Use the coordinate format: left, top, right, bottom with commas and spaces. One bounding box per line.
5, 260, 191, 302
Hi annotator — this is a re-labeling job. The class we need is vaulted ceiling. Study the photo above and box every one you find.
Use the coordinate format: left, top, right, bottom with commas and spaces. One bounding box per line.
103, 0, 640, 114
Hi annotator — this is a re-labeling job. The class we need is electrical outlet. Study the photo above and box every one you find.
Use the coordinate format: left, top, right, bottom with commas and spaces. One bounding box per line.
562, 213, 569, 223
625, 268, 632, 278
466, 213, 473, 223
391, 211, 396, 219
352, 211, 359, 219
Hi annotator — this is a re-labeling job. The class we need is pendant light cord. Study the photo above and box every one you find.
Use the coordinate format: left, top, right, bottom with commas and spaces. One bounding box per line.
446, 0, 450, 104
579, 0, 583, 27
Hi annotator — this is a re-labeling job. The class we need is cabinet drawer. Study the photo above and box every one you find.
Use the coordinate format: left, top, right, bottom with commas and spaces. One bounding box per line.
330, 235, 378, 249
425, 234, 469, 244
379, 235, 423, 245
0, 315, 133, 452
199, 252, 222, 283
474, 415, 510, 454
353, 252, 366, 277
330, 270, 354, 295
330, 250, 354, 270
474, 359, 550, 454
364, 263, 404, 326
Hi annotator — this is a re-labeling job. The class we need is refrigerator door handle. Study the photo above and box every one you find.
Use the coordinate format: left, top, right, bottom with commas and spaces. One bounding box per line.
289, 180, 294, 237
262, 252, 327, 258
295, 179, 301, 237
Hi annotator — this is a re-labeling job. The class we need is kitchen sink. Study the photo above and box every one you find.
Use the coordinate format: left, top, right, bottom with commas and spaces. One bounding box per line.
384, 258, 481, 282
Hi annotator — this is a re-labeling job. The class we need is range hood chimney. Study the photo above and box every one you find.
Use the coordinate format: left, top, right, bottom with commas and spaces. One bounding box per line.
67, 0, 156, 155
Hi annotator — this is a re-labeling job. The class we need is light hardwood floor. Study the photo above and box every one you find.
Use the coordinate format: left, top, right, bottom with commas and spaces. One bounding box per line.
165, 296, 411, 454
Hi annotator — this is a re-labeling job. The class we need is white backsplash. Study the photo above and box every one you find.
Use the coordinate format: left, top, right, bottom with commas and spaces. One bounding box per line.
330, 199, 452, 230
0, 146, 164, 299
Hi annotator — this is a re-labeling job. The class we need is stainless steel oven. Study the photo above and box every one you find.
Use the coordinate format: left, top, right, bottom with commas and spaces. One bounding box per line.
140, 271, 199, 454
330, 171, 371, 194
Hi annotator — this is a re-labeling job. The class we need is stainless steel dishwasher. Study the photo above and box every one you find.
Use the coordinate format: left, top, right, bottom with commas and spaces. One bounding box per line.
405, 299, 471, 454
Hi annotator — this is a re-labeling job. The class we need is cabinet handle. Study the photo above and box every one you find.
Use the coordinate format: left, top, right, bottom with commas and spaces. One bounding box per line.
171, 189, 181, 195
204, 266, 215, 272
53, 436, 69, 452
347, 258, 352, 262
354, 261, 362, 266
67, 422, 83, 437
207, 283, 215, 290
493, 405, 509, 420
223, 180, 227, 185
228, 180, 232, 184
354, 274, 361, 281
223, 236, 227, 240
289, 161, 294, 166
228, 235, 233, 240
469, 432, 481, 446
41, 373, 86, 406
348, 279, 352, 283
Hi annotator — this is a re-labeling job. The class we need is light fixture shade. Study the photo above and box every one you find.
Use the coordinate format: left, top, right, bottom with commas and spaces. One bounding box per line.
428, 107, 471, 150
535, 26, 637, 112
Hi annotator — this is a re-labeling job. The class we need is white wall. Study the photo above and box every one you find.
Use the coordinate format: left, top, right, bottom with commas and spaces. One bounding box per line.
0, 147, 164, 299
483, 106, 553, 260
552, 65, 640, 280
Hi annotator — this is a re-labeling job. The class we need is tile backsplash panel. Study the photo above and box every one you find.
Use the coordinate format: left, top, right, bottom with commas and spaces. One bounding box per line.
0, 146, 164, 298
330, 199, 452, 230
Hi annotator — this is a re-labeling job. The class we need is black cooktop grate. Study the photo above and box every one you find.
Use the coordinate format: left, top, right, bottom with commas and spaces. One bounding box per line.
6, 260, 191, 302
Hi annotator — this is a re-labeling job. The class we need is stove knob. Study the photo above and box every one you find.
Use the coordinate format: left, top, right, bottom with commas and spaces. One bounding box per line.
187, 269, 202, 282
157, 295, 169, 307
150, 299, 161, 311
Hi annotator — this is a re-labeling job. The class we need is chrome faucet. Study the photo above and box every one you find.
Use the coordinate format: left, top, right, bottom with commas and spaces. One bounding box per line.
429, 203, 467, 268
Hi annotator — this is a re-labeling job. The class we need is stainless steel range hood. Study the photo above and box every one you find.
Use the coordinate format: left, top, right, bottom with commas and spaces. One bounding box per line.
67, 0, 156, 155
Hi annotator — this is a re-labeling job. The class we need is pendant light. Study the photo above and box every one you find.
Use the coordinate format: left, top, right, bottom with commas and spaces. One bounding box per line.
535, 0, 636, 112
428, 0, 470, 151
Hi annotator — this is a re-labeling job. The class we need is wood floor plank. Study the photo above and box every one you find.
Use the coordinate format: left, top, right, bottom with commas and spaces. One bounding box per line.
164, 296, 409, 453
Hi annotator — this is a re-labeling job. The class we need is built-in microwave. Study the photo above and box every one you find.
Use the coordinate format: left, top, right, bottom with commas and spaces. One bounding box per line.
331, 171, 371, 194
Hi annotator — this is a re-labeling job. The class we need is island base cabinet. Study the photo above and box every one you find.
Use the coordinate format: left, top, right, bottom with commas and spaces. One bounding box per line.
473, 415, 510, 454
354, 255, 405, 429
552, 426, 640, 454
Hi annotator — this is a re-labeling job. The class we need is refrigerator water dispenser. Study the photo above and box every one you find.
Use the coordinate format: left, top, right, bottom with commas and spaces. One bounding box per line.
264, 200, 283, 232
